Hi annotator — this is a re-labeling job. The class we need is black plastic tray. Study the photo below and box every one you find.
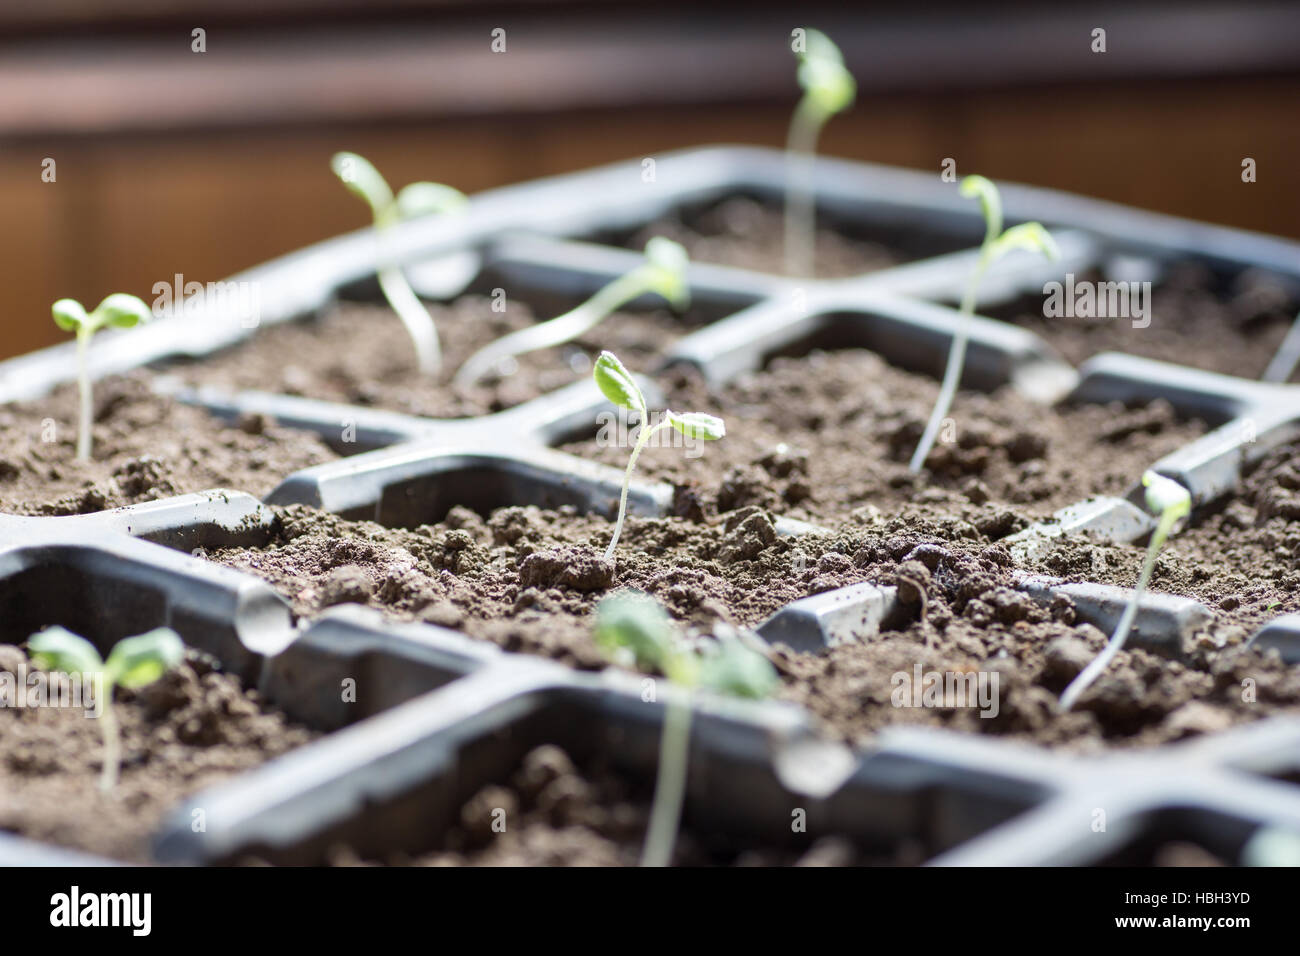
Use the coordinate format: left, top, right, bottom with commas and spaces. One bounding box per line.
2, 146, 1299, 866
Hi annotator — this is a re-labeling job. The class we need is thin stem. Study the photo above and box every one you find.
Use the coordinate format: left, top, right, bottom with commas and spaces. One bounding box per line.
98, 698, 120, 793
603, 418, 669, 563
454, 269, 654, 388
783, 97, 826, 278
378, 265, 441, 376
75, 329, 92, 461
909, 255, 990, 472
640, 690, 692, 868
1060, 512, 1178, 711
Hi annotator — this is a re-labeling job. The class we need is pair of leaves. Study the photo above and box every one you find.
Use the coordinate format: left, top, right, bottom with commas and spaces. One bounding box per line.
593, 351, 725, 442
28, 626, 185, 691
959, 174, 1060, 264
52, 294, 151, 335
796, 28, 856, 116
331, 152, 466, 228
594, 593, 777, 700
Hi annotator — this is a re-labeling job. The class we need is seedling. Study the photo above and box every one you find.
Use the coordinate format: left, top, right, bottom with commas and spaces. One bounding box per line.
51, 294, 152, 461
592, 350, 725, 561
28, 626, 185, 792
331, 151, 467, 375
595, 592, 777, 866
1060, 471, 1191, 711
784, 28, 856, 277
454, 237, 689, 387
909, 176, 1059, 472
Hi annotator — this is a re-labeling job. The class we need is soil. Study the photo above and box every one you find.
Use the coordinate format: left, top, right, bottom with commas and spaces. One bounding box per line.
982, 262, 1299, 380
327, 744, 921, 867
0, 373, 338, 515
0, 643, 315, 862
167, 296, 710, 420
624, 196, 910, 278
565, 349, 1207, 523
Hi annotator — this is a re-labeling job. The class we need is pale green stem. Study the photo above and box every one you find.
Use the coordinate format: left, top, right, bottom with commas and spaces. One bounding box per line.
75, 328, 92, 461
603, 418, 670, 563
98, 696, 120, 793
1060, 509, 1179, 711
641, 690, 692, 868
784, 97, 827, 278
909, 252, 991, 472
454, 268, 658, 388
378, 265, 440, 375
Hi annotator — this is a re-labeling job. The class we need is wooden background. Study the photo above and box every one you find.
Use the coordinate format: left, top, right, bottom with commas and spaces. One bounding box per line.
2, 1, 1298, 360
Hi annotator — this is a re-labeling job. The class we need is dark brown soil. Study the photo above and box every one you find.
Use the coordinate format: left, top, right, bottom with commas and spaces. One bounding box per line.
984, 262, 1299, 380
625, 196, 909, 277
0, 373, 338, 515
328, 744, 920, 867
566, 349, 1206, 523
0, 643, 314, 862
168, 296, 707, 420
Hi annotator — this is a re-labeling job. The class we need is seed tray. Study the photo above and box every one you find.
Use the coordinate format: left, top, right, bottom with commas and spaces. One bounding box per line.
1, 146, 1299, 865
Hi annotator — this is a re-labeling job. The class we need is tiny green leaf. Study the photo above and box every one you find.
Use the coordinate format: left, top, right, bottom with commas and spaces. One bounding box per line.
1142, 470, 1192, 521
697, 633, 779, 700
642, 237, 690, 310
331, 151, 395, 221
593, 350, 646, 415
395, 181, 468, 219
959, 174, 1004, 242
52, 298, 87, 332
104, 627, 184, 689
668, 411, 726, 441
796, 28, 856, 116
594, 593, 674, 671
94, 293, 152, 329
989, 222, 1060, 263
28, 626, 104, 676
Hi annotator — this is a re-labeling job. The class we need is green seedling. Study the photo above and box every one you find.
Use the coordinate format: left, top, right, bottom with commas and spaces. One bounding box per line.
1060, 471, 1191, 711
331, 151, 467, 376
28, 626, 185, 792
51, 294, 152, 461
784, 28, 856, 277
455, 237, 689, 387
593, 350, 725, 561
595, 592, 777, 867
909, 176, 1059, 472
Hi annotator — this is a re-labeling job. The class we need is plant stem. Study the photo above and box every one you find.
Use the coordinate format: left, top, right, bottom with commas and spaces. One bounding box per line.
783, 97, 826, 278
378, 265, 441, 376
641, 689, 692, 867
98, 698, 120, 793
454, 269, 655, 388
1060, 510, 1178, 711
909, 253, 991, 473
603, 418, 670, 563
75, 329, 92, 461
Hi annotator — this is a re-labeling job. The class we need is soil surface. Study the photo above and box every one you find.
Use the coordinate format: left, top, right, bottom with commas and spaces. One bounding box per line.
566, 349, 1205, 523
169, 296, 709, 420
327, 744, 920, 867
625, 196, 909, 278
984, 262, 1299, 380
0, 373, 337, 515
0, 644, 314, 862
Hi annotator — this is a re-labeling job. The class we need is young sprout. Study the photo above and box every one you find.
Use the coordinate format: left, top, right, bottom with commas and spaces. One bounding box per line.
331, 151, 467, 376
51, 294, 152, 461
28, 626, 185, 792
784, 28, 856, 277
909, 176, 1060, 472
592, 350, 725, 562
453, 237, 689, 388
1060, 471, 1191, 711
595, 592, 777, 867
